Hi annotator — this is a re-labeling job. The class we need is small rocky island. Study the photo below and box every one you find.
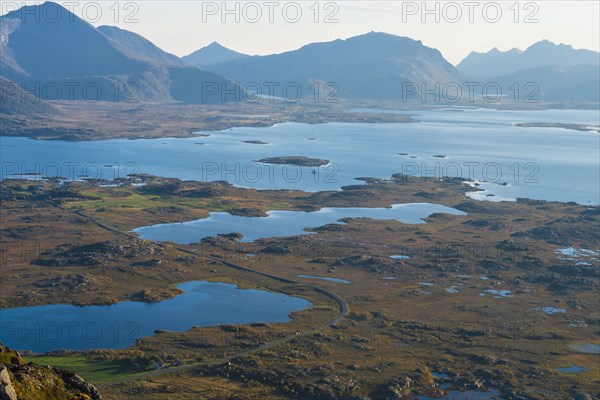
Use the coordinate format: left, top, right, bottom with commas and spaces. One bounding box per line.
257, 156, 330, 167
243, 140, 269, 145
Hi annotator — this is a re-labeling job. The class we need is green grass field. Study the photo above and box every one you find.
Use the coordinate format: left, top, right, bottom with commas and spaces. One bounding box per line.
28, 355, 145, 384
67, 192, 158, 210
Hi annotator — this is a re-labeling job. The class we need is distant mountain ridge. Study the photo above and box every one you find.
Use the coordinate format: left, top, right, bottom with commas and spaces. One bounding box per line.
1, 2, 597, 106
183, 42, 249, 67
458, 40, 600, 79
205, 32, 466, 100
0, 2, 239, 104
458, 40, 600, 102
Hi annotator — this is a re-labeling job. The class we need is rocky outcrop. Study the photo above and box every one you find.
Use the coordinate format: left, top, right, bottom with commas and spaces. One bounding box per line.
53, 367, 103, 400
32, 239, 163, 267
378, 377, 413, 399
332, 255, 399, 274
0, 365, 18, 400
0, 343, 102, 399
130, 287, 184, 302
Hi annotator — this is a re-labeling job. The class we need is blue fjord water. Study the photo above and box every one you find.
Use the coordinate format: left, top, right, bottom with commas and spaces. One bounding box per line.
2, 108, 598, 204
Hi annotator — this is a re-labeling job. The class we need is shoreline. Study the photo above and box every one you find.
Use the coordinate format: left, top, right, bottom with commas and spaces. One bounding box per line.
3, 101, 599, 142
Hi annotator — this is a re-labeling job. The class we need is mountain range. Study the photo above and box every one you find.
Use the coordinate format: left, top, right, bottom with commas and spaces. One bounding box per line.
457, 40, 599, 103
0, 1, 598, 109
458, 40, 599, 79
203, 32, 466, 100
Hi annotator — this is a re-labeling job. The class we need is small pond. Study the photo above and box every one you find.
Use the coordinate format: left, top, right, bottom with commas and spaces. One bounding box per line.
133, 203, 467, 243
0, 281, 311, 353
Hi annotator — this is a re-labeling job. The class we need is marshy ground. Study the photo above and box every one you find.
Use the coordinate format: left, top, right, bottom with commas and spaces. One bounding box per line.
1, 174, 598, 399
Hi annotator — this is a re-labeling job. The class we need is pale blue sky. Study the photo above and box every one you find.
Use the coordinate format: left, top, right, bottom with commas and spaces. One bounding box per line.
4, 1, 599, 64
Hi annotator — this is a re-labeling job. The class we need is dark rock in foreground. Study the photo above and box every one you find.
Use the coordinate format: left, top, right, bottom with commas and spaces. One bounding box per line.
0, 344, 102, 399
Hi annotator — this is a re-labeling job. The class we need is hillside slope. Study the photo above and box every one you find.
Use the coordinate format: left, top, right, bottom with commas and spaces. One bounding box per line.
98, 25, 184, 66
0, 344, 102, 400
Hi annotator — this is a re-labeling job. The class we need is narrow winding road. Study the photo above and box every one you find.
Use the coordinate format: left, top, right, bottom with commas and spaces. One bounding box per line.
73, 210, 349, 387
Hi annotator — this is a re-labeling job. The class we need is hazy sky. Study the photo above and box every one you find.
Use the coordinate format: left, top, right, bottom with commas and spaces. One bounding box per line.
5, 1, 600, 64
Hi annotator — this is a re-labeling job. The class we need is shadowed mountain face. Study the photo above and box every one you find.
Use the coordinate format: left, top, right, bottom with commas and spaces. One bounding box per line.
183, 42, 249, 67
0, 2, 238, 104
205, 32, 466, 100
0, 3, 146, 81
98, 25, 184, 66
0, 77, 56, 115
458, 40, 600, 79
489, 64, 600, 102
